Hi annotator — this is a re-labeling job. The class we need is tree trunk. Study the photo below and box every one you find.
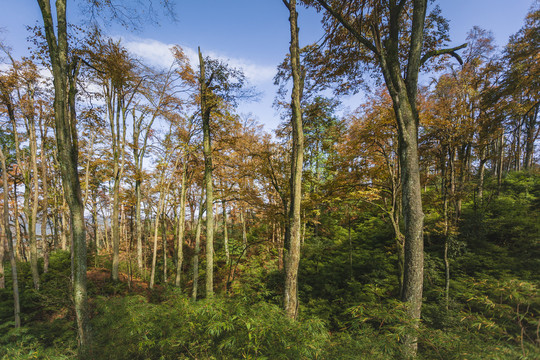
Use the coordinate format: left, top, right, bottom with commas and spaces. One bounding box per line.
199, 48, 215, 298
192, 193, 205, 301
283, 0, 304, 320
150, 197, 165, 289
175, 162, 188, 287
497, 133, 504, 192
0, 220, 4, 289
36, 0, 90, 355
29, 119, 41, 289
1, 147, 21, 328
441, 147, 450, 310
523, 104, 538, 170
111, 124, 123, 281
477, 146, 487, 202
135, 177, 143, 271
13, 176, 21, 260
162, 213, 168, 283
60, 202, 67, 251
240, 209, 247, 250
222, 199, 230, 265
39, 117, 50, 273
6, 96, 39, 284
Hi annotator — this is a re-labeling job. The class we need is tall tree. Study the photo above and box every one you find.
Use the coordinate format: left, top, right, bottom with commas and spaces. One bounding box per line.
305, 0, 466, 354
282, 0, 304, 320
85, 33, 141, 281
0, 55, 42, 290
501, 4, 539, 170
197, 48, 251, 298
36, 0, 90, 354
198, 48, 215, 297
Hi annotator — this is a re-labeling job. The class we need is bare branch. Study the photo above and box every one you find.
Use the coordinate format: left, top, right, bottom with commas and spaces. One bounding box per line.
420, 43, 467, 66
314, 0, 379, 55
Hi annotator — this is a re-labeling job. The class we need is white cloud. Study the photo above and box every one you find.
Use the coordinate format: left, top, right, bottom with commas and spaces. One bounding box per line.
122, 37, 276, 85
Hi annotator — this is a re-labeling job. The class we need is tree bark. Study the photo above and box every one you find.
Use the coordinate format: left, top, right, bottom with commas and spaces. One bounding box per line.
199, 48, 215, 298
523, 104, 538, 169
162, 212, 168, 283
192, 193, 205, 301
1, 147, 21, 328
36, 0, 90, 355
222, 199, 230, 265
175, 162, 188, 287
39, 117, 50, 273
283, 0, 304, 320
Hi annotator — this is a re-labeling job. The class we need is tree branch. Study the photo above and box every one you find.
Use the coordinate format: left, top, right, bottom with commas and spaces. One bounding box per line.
420, 43, 467, 66
314, 0, 379, 55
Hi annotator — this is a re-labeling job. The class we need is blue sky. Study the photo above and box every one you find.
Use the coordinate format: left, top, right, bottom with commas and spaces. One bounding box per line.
0, 0, 535, 131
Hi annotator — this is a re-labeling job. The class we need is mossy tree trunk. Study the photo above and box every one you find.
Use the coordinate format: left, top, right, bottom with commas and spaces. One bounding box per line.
36, 0, 90, 356
283, 0, 304, 320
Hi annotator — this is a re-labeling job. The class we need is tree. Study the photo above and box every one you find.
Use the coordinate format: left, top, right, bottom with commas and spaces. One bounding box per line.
282, 0, 304, 320
0, 54, 42, 290
36, 0, 90, 354
501, 4, 539, 170
0, 134, 20, 328
304, 0, 466, 354
84, 32, 142, 281
197, 48, 251, 298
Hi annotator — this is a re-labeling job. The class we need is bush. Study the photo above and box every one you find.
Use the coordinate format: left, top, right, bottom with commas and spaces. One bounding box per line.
91, 292, 329, 359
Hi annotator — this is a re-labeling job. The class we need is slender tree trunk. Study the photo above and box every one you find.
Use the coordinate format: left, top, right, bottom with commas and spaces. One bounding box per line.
0, 221, 4, 289
111, 152, 121, 281
222, 199, 230, 265
82, 132, 95, 209
13, 180, 21, 260
150, 199, 165, 289
175, 163, 188, 287
515, 121, 522, 171
283, 0, 304, 320
39, 118, 50, 273
278, 223, 284, 271
135, 177, 143, 271
162, 213, 168, 283
348, 209, 353, 280
8, 101, 38, 279
523, 105, 538, 170
240, 209, 247, 250
441, 148, 450, 310
497, 133, 504, 192
199, 48, 215, 298
1, 147, 21, 328
477, 146, 487, 202
29, 120, 41, 289
192, 194, 205, 301
61, 200, 68, 250
149, 155, 180, 288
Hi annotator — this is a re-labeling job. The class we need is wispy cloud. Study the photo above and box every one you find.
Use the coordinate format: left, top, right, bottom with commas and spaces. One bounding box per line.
122, 37, 276, 85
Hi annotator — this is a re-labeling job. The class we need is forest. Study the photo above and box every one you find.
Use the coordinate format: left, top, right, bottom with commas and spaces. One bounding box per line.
0, 0, 539, 359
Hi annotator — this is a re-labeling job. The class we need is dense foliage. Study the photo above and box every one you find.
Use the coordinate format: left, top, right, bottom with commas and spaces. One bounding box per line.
0, 1, 539, 359
0, 171, 538, 359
